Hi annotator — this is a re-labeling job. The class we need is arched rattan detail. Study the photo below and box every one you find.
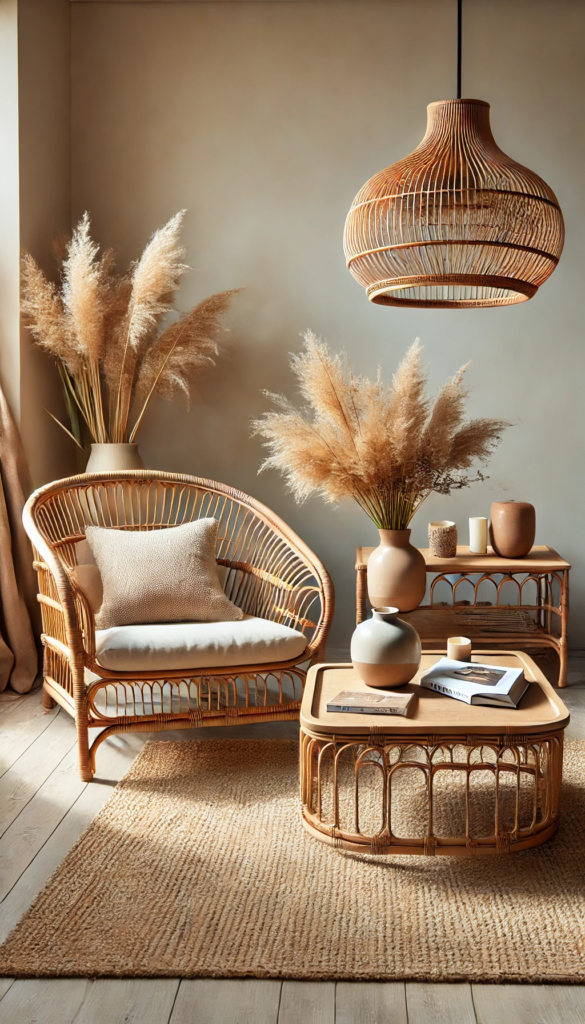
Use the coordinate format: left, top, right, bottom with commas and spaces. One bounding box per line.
23, 470, 334, 780
344, 99, 564, 308
300, 730, 563, 855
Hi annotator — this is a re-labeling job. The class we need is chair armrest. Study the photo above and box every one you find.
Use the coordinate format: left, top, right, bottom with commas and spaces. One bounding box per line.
68, 577, 97, 664
241, 499, 335, 658
221, 545, 334, 663
30, 551, 87, 704
300, 582, 334, 663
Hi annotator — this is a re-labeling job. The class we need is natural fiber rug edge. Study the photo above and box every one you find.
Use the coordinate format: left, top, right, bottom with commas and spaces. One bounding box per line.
1, 737, 585, 983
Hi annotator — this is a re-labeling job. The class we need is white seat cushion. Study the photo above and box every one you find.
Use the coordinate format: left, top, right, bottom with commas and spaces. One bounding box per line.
94, 614, 308, 672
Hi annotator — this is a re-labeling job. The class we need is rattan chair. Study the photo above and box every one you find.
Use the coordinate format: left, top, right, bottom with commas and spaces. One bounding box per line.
23, 471, 334, 780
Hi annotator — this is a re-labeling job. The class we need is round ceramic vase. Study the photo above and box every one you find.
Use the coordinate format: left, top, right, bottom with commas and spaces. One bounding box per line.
490, 501, 536, 558
367, 529, 426, 612
351, 607, 422, 688
85, 443, 145, 473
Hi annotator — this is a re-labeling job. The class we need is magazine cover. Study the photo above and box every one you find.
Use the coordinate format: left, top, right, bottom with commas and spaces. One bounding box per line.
420, 658, 527, 707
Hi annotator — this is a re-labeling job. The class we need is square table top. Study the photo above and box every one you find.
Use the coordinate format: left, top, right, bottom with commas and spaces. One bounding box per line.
300, 652, 569, 737
355, 545, 571, 573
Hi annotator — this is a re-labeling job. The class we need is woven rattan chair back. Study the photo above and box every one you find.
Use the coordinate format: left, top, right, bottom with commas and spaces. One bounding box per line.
24, 471, 334, 779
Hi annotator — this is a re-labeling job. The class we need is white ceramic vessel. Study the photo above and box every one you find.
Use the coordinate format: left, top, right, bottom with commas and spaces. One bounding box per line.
351, 606, 422, 688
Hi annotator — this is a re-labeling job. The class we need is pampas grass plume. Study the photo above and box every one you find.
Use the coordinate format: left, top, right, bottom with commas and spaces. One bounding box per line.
21, 210, 240, 444
253, 333, 509, 530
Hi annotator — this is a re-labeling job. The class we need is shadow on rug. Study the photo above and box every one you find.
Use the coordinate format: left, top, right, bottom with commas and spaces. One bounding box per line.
1, 738, 584, 981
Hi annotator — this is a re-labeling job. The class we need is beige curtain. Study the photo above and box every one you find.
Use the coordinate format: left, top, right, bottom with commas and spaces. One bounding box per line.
0, 386, 41, 693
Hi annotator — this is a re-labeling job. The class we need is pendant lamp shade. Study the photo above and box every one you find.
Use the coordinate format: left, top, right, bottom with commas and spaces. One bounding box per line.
343, 99, 564, 308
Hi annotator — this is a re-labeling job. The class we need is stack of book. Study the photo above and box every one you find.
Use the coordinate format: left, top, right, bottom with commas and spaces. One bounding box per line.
420, 658, 528, 707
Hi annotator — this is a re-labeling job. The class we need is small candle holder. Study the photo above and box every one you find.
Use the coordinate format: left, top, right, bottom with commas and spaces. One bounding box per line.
428, 520, 457, 558
447, 636, 472, 661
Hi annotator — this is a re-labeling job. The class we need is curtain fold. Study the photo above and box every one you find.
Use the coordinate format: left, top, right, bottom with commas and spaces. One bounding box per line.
0, 385, 41, 693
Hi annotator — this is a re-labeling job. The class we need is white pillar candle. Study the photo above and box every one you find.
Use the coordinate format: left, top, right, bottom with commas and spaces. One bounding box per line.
469, 516, 488, 554
447, 636, 472, 661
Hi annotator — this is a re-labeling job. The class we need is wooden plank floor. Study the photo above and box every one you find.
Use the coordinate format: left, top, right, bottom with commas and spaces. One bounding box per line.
1, 657, 584, 1023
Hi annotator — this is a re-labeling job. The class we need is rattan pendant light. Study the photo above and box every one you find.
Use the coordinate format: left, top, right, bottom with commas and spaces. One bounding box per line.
343, 1, 564, 308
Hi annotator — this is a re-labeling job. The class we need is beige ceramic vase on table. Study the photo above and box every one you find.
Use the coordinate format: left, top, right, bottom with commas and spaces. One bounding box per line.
351, 606, 421, 688
366, 529, 426, 612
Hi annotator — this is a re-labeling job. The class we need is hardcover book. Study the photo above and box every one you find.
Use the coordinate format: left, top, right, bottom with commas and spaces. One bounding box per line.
327, 690, 414, 716
419, 658, 528, 707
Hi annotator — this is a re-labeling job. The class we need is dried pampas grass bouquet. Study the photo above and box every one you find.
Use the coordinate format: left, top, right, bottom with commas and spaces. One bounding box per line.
253, 332, 508, 530
21, 210, 241, 448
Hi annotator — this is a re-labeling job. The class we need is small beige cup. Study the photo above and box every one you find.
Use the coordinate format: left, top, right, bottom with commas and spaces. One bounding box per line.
447, 636, 472, 661
428, 520, 457, 558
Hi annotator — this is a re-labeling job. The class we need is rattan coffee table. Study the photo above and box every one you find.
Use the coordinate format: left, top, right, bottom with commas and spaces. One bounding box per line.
300, 651, 569, 856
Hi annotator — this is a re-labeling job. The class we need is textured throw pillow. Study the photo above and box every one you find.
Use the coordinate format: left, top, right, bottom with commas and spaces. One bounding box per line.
71, 540, 231, 616
85, 519, 243, 629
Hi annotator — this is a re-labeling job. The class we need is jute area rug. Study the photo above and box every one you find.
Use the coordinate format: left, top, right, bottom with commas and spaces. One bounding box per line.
1, 738, 585, 982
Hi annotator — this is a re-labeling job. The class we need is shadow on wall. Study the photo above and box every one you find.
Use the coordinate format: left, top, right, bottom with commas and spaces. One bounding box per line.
138, 296, 377, 650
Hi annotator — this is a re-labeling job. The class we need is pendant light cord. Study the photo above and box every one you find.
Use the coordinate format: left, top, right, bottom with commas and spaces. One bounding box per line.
457, 0, 462, 99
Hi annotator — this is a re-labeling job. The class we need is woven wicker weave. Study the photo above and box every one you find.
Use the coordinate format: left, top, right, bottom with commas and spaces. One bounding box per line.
22, 471, 334, 780
344, 99, 564, 308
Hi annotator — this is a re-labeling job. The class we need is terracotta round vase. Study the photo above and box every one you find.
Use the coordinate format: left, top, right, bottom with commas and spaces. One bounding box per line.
351, 607, 422, 688
85, 443, 145, 473
367, 529, 426, 612
490, 501, 536, 558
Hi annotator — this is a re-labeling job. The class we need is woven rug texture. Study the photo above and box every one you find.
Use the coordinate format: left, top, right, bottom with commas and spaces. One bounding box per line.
1, 737, 584, 982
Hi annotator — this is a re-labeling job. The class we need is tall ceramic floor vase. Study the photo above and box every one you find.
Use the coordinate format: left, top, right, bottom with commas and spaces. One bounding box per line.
367, 529, 426, 612
351, 607, 421, 688
85, 443, 144, 473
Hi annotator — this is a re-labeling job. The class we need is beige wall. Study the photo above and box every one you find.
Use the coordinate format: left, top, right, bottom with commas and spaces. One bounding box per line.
19, 0, 77, 486
0, 0, 74, 486
70, 0, 585, 649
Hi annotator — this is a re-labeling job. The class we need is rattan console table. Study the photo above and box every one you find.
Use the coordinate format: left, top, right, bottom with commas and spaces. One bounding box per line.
300, 653, 569, 857
356, 545, 570, 687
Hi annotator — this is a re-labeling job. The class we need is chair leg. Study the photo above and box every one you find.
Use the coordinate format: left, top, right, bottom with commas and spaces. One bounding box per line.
76, 712, 93, 782
42, 683, 56, 710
